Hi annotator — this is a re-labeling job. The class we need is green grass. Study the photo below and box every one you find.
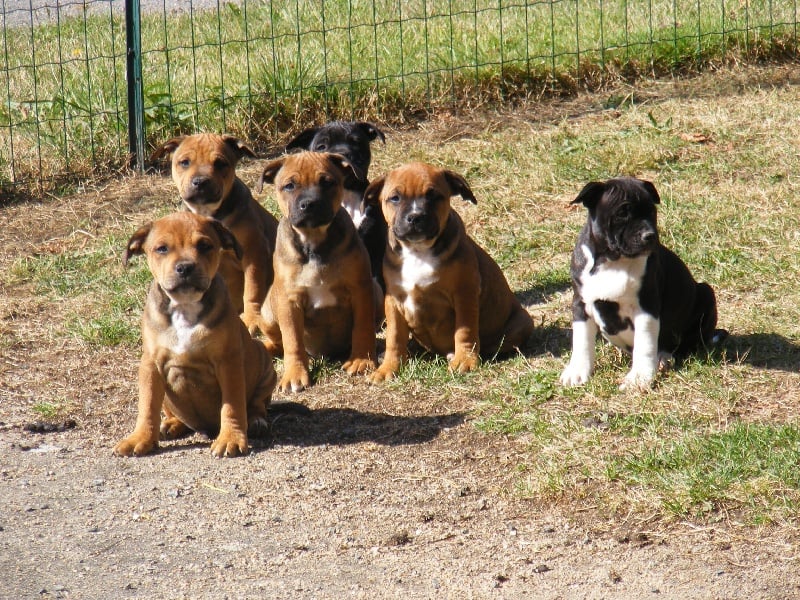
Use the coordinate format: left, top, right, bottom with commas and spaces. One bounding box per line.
7, 235, 148, 347
4, 62, 800, 525
1, 1, 798, 189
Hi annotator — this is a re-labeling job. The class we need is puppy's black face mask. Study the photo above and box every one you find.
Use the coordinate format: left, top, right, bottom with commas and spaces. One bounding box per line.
574, 178, 660, 260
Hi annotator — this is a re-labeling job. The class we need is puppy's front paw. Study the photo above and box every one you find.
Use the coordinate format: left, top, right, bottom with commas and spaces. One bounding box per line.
113, 435, 157, 457
620, 369, 655, 391
449, 351, 478, 374
559, 361, 593, 387
279, 364, 311, 393
210, 429, 249, 457
343, 356, 375, 375
160, 417, 189, 440
241, 308, 263, 336
368, 364, 397, 384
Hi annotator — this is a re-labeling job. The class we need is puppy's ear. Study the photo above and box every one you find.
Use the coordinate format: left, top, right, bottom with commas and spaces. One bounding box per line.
362, 176, 386, 210
285, 127, 319, 151
443, 170, 477, 204
123, 223, 152, 267
328, 153, 365, 183
209, 219, 244, 261
150, 137, 185, 162
257, 158, 286, 193
572, 181, 607, 210
640, 179, 661, 204
356, 122, 386, 144
222, 135, 257, 162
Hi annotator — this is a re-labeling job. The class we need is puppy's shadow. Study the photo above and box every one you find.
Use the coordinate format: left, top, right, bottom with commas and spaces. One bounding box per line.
724, 332, 800, 372
265, 407, 466, 449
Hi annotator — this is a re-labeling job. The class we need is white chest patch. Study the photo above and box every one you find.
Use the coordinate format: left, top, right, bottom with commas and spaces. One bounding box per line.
578, 245, 649, 348
297, 269, 337, 309
169, 303, 204, 354
341, 190, 366, 228
399, 245, 439, 317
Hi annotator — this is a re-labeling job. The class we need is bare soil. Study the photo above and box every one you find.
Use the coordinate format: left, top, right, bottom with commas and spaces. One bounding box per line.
3, 67, 800, 599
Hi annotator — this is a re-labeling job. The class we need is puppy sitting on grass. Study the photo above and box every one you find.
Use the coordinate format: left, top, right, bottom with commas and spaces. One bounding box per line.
560, 177, 727, 390
114, 212, 276, 458
258, 151, 379, 393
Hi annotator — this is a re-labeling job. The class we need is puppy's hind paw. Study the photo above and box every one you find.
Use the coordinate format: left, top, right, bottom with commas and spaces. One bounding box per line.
160, 417, 190, 440
620, 369, 655, 391
247, 417, 271, 439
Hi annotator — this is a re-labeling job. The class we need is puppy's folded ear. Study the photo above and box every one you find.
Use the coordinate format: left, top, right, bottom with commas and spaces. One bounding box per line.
123, 223, 152, 267
328, 153, 365, 183
222, 135, 257, 162
362, 176, 386, 211
356, 122, 386, 144
258, 158, 286, 193
443, 170, 477, 204
572, 181, 607, 210
150, 137, 185, 162
640, 179, 661, 204
285, 127, 320, 152
209, 219, 244, 261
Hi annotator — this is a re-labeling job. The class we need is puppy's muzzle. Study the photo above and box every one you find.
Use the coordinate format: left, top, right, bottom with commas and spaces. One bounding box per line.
184, 175, 223, 206
394, 209, 439, 242
290, 193, 335, 228
164, 260, 208, 294
618, 223, 658, 257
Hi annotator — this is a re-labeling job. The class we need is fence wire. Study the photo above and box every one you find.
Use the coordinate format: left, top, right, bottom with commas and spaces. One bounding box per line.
0, 0, 797, 195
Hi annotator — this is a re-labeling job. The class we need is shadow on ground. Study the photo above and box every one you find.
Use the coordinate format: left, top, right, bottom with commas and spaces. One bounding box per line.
724, 332, 800, 373
265, 407, 467, 448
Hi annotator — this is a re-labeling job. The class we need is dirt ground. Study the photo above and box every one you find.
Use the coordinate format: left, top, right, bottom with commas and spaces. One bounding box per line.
3, 67, 800, 599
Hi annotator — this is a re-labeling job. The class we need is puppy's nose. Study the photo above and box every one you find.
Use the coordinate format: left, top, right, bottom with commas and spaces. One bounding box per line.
298, 197, 318, 212
175, 261, 195, 277
405, 212, 425, 226
191, 176, 209, 190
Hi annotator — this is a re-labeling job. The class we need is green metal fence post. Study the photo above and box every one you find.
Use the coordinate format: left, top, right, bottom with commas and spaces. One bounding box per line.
126, 0, 145, 172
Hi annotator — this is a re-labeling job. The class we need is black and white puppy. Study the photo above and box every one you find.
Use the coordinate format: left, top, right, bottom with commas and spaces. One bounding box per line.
560, 177, 726, 390
286, 121, 387, 287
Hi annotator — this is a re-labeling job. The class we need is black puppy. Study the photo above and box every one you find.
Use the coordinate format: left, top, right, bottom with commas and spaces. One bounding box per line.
286, 121, 387, 287
559, 177, 726, 390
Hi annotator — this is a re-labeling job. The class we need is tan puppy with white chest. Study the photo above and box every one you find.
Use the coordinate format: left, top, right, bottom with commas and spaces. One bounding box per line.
258, 151, 378, 393
114, 212, 276, 458
152, 133, 279, 340
365, 162, 534, 382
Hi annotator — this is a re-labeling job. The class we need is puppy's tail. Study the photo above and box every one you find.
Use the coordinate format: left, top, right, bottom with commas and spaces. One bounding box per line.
678, 282, 727, 356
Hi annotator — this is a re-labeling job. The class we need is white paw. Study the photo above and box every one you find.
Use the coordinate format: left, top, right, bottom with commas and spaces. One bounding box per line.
559, 362, 593, 387
620, 368, 655, 391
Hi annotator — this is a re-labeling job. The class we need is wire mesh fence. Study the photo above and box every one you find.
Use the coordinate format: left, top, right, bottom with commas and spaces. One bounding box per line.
0, 0, 797, 196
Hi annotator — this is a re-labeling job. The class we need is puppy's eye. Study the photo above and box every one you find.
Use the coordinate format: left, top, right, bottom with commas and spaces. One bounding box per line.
282, 181, 296, 192
213, 158, 229, 170
319, 176, 335, 188
155, 245, 169, 255
178, 158, 190, 168
425, 189, 442, 202
314, 143, 327, 151
615, 205, 632, 220
196, 240, 214, 253
387, 194, 400, 204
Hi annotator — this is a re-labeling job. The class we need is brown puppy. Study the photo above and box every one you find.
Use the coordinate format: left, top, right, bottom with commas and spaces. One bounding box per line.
114, 212, 276, 458
365, 162, 534, 382
152, 133, 279, 340
258, 151, 378, 393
